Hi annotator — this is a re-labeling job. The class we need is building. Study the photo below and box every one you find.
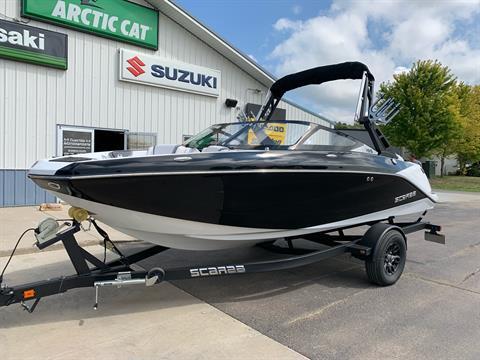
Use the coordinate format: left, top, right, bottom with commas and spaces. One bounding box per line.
0, 0, 332, 207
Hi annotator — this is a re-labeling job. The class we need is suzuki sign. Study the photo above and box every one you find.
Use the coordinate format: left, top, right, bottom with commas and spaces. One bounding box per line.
119, 49, 221, 97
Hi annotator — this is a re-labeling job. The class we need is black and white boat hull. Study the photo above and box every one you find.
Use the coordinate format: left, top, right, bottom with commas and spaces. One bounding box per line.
29, 151, 436, 250
42, 191, 434, 250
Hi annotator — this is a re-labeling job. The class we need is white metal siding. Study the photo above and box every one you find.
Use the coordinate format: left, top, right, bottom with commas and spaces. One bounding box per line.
0, 0, 330, 170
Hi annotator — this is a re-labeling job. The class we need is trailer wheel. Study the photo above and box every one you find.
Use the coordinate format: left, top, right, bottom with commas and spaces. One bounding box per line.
364, 226, 406, 286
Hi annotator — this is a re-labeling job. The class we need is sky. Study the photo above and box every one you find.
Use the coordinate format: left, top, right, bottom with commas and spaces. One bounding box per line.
175, 0, 480, 123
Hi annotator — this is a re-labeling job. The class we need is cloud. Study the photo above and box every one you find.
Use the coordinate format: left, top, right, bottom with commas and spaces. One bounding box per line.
273, 18, 302, 31
269, 0, 480, 123
292, 5, 302, 15
248, 54, 258, 62
393, 66, 409, 75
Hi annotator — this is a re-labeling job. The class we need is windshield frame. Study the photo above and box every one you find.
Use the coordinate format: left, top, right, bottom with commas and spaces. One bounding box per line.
290, 125, 373, 152
220, 120, 315, 150
183, 120, 372, 152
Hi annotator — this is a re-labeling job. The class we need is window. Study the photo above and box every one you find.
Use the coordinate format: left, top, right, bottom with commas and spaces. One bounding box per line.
94, 129, 125, 152
127, 132, 157, 150
57, 125, 126, 156
183, 134, 193, 142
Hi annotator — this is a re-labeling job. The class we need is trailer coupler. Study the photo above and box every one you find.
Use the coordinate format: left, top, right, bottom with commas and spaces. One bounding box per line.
0, 219, 168, 312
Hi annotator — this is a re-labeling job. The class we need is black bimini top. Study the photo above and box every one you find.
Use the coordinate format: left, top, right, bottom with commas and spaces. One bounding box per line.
270, 61, 375, 98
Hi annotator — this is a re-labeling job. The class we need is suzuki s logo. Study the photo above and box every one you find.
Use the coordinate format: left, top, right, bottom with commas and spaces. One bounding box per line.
126, 56, 145, 77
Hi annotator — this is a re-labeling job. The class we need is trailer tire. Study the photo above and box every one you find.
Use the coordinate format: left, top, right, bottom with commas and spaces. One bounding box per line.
365, 227, 406, 286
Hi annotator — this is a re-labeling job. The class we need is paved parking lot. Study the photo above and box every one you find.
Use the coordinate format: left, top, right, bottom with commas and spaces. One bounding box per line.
151, 191, 480, 359
1, 191, 479, 359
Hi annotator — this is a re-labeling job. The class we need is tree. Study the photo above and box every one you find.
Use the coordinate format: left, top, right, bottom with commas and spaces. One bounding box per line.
454, 84, 480, 173
434, 84, 463, 176
379, 60, 459, 163
334, 122, 364, 130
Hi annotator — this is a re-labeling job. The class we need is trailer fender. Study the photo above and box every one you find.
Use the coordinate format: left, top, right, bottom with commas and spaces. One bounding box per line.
359, 223, 407, 260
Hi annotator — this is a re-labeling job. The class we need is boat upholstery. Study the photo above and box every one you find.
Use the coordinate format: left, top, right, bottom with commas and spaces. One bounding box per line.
201, 145, 230, 152
147, 144, 179, 155
174, 146, 200, 154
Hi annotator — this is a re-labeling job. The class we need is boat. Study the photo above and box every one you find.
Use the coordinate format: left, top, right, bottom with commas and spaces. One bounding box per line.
0, 61, 444, 310
28, 62, 438, 251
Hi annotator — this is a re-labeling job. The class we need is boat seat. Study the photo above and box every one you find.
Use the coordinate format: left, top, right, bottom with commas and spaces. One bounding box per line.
201, 145, 230, 153
147, 144, 179, 155
174, 145, 200, 154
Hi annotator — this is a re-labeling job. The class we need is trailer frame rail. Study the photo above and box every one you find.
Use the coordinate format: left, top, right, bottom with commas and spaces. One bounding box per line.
0, 218, 444, 312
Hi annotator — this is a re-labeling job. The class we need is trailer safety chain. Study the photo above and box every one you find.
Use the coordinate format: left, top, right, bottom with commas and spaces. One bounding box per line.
21, 297, 41, 313
90, 219, 129, 266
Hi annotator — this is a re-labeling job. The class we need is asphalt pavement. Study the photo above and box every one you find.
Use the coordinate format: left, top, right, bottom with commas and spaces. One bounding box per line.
148, 190, 480, 359
1, 191, 479, 359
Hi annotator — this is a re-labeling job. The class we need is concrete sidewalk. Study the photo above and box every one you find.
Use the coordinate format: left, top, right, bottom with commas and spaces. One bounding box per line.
0, 246, 306, 360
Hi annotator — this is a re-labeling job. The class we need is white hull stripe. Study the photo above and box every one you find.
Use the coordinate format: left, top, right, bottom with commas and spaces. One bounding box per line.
52, 192, 434, 250
31, 169, 401, 180
191, 198, 435, 241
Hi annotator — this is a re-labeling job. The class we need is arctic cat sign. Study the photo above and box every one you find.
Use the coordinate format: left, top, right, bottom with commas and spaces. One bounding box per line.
22, 0, 158, 50
0, 19, 67, 69
119, 49, 221, 97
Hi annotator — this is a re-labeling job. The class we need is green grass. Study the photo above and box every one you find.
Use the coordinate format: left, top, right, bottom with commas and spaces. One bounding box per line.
430, 176, 480, 192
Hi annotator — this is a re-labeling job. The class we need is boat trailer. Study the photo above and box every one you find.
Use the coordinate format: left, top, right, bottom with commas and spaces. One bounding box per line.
0, 217, 445, 313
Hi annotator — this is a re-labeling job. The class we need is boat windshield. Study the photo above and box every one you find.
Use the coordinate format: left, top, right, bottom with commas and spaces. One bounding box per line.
294, 127, 375, 152
184, 122, 312, 150
183, 121, 373, 152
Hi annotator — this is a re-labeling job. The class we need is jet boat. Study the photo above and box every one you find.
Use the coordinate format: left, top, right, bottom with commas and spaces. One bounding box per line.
28, 62, 437, 250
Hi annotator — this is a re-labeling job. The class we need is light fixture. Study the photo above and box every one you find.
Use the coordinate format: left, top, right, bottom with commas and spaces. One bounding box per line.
225, 98, 238, 108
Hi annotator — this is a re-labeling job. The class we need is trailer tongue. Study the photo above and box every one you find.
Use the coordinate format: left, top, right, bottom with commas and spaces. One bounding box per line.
0, 214, 444, 313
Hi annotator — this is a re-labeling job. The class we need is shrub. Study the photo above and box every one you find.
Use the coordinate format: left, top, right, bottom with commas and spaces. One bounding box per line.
466, 164, 480, 177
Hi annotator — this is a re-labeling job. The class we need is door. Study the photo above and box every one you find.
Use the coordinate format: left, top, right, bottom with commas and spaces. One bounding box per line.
94, 129, 126, 152
57, 125, 127, 156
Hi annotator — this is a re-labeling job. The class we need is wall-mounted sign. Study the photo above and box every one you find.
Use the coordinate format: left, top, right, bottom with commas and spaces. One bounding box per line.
62, 129, 92, 155
119, 49, 221, 97
0, 18, 67, 69
22, 0, 158, 50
